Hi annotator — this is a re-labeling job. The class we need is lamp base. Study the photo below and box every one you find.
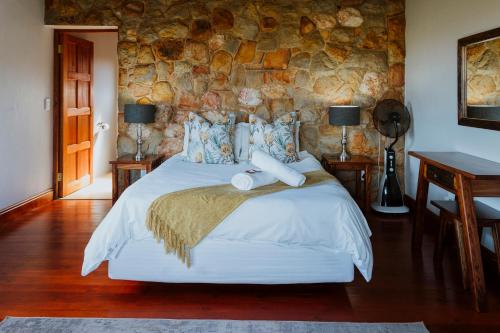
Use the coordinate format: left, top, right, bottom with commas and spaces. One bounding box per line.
339, 125, 350, 161
135, 151, 144, 161
135, 123, 144, 161
339, 150, 350, 161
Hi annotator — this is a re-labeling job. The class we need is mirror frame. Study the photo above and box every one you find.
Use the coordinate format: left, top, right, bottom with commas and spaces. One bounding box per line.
458, 27, 500, 131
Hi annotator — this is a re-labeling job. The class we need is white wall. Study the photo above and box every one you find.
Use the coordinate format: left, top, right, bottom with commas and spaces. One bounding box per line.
0, 0, 53, 210
405, 0, 500, 248
70, 32, 118, 177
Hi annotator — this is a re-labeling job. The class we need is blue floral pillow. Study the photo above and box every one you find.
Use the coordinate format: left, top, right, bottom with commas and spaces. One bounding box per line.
185, 112, 235, 164
249, 112, 298, 163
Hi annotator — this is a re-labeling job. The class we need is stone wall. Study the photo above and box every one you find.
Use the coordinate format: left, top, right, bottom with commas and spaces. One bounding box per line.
45, 0, 406, 196
467, 38, 500, 106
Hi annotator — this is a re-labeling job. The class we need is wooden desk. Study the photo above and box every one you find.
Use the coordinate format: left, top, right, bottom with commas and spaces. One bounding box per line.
109, 154, 164, 204
409, 151, 500, 312
321, 155, 375, 213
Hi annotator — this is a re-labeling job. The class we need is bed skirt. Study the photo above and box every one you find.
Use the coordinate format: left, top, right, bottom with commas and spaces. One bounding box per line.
108, 238, 354, 284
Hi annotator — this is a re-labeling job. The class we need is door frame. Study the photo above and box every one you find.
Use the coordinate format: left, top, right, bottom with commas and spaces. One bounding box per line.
52, 29, 118, 199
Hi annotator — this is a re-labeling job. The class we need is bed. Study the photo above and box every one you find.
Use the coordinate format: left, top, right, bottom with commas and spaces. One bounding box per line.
82, 151, 373, 284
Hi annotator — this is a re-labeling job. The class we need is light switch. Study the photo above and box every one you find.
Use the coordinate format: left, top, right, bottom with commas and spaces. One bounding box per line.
44, 97, 51, 112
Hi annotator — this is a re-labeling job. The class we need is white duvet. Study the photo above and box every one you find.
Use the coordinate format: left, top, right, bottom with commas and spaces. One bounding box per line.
82, 152, 373, 281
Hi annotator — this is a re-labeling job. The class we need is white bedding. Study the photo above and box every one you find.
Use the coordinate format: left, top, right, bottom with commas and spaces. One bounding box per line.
108, 239, 355, 284
82, 152, 373, 281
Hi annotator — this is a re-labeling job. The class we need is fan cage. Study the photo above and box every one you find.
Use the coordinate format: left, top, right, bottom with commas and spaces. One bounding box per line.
373, 99, 411, 139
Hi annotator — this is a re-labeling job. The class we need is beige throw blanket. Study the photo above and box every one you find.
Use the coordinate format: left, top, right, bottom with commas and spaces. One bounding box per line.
146, 169, 336, 266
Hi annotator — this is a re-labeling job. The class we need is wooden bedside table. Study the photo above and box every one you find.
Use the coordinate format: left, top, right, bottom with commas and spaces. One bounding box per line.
109, 154, 164, 204
321, 154, 375, 213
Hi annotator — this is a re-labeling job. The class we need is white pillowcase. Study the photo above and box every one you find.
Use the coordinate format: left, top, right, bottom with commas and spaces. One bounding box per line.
181, 122, 189, 156
233, 122, 250, 162
295, 121, 300, 154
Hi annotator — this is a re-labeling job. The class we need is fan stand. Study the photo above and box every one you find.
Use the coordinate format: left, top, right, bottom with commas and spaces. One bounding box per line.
371, 121, 409, 214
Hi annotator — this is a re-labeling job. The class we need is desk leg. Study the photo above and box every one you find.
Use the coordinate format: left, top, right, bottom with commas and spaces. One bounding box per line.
456, 174, 486, 312
412, 161, 429, 251
111, 164, 118, 204
364, 165, 372, 214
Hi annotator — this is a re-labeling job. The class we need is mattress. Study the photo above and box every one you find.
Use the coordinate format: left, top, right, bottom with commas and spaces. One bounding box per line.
109, 238, 355, 284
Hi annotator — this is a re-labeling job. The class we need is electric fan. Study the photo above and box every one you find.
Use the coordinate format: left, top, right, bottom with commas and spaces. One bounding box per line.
371, 99, 411, 214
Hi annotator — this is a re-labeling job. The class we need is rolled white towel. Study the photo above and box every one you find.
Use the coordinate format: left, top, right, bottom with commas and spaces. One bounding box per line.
231, 170, 278, 191
251, 150, 306, 187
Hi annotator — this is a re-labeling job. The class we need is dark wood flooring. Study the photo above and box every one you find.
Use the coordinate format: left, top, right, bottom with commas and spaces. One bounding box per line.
1, 200, 500, 332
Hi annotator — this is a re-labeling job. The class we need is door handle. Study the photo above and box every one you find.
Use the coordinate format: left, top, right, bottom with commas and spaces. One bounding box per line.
96, 122, 110, 132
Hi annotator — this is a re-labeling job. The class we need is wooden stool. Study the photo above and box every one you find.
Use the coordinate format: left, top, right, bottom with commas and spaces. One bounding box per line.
431, 200, 500, 289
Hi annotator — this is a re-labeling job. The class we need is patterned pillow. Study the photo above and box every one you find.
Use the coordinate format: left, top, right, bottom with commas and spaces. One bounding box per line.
249, 112, 298, 163
185, 112, 235, 164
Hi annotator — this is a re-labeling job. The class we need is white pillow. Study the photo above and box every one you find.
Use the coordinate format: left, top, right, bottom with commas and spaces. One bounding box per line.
181, 122, 189, 156
234, 122, 250, 162
295, 121, 300, 154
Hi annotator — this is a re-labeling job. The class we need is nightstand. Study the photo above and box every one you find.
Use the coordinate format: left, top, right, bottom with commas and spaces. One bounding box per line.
321, 154, 375, 213
109, 154, 164, 204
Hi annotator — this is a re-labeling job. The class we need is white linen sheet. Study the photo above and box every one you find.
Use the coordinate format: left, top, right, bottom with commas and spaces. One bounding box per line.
82, 152, 373, 281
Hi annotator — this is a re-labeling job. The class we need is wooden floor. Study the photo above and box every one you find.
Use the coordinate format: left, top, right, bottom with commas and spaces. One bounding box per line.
1, 200, 500, 332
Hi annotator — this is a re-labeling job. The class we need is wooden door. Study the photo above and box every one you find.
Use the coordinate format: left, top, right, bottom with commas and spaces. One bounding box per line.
60, 34, 94, 197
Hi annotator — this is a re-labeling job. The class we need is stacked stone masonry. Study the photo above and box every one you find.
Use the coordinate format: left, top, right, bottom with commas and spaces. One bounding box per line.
45, 0, 406, 197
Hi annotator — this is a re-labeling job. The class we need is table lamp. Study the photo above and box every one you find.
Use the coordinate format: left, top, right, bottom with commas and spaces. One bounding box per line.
124, 104, 156, 161
328, 105, 360, 161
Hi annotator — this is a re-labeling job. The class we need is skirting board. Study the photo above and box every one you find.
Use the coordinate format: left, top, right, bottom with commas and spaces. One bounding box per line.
0, 189, 53, 221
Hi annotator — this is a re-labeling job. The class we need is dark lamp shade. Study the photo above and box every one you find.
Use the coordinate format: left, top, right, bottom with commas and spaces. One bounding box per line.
124, 104, 156, 124
328, 105, 360, 126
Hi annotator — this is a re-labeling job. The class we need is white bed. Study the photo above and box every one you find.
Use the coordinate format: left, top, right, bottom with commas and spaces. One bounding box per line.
83, 151, 373, 284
